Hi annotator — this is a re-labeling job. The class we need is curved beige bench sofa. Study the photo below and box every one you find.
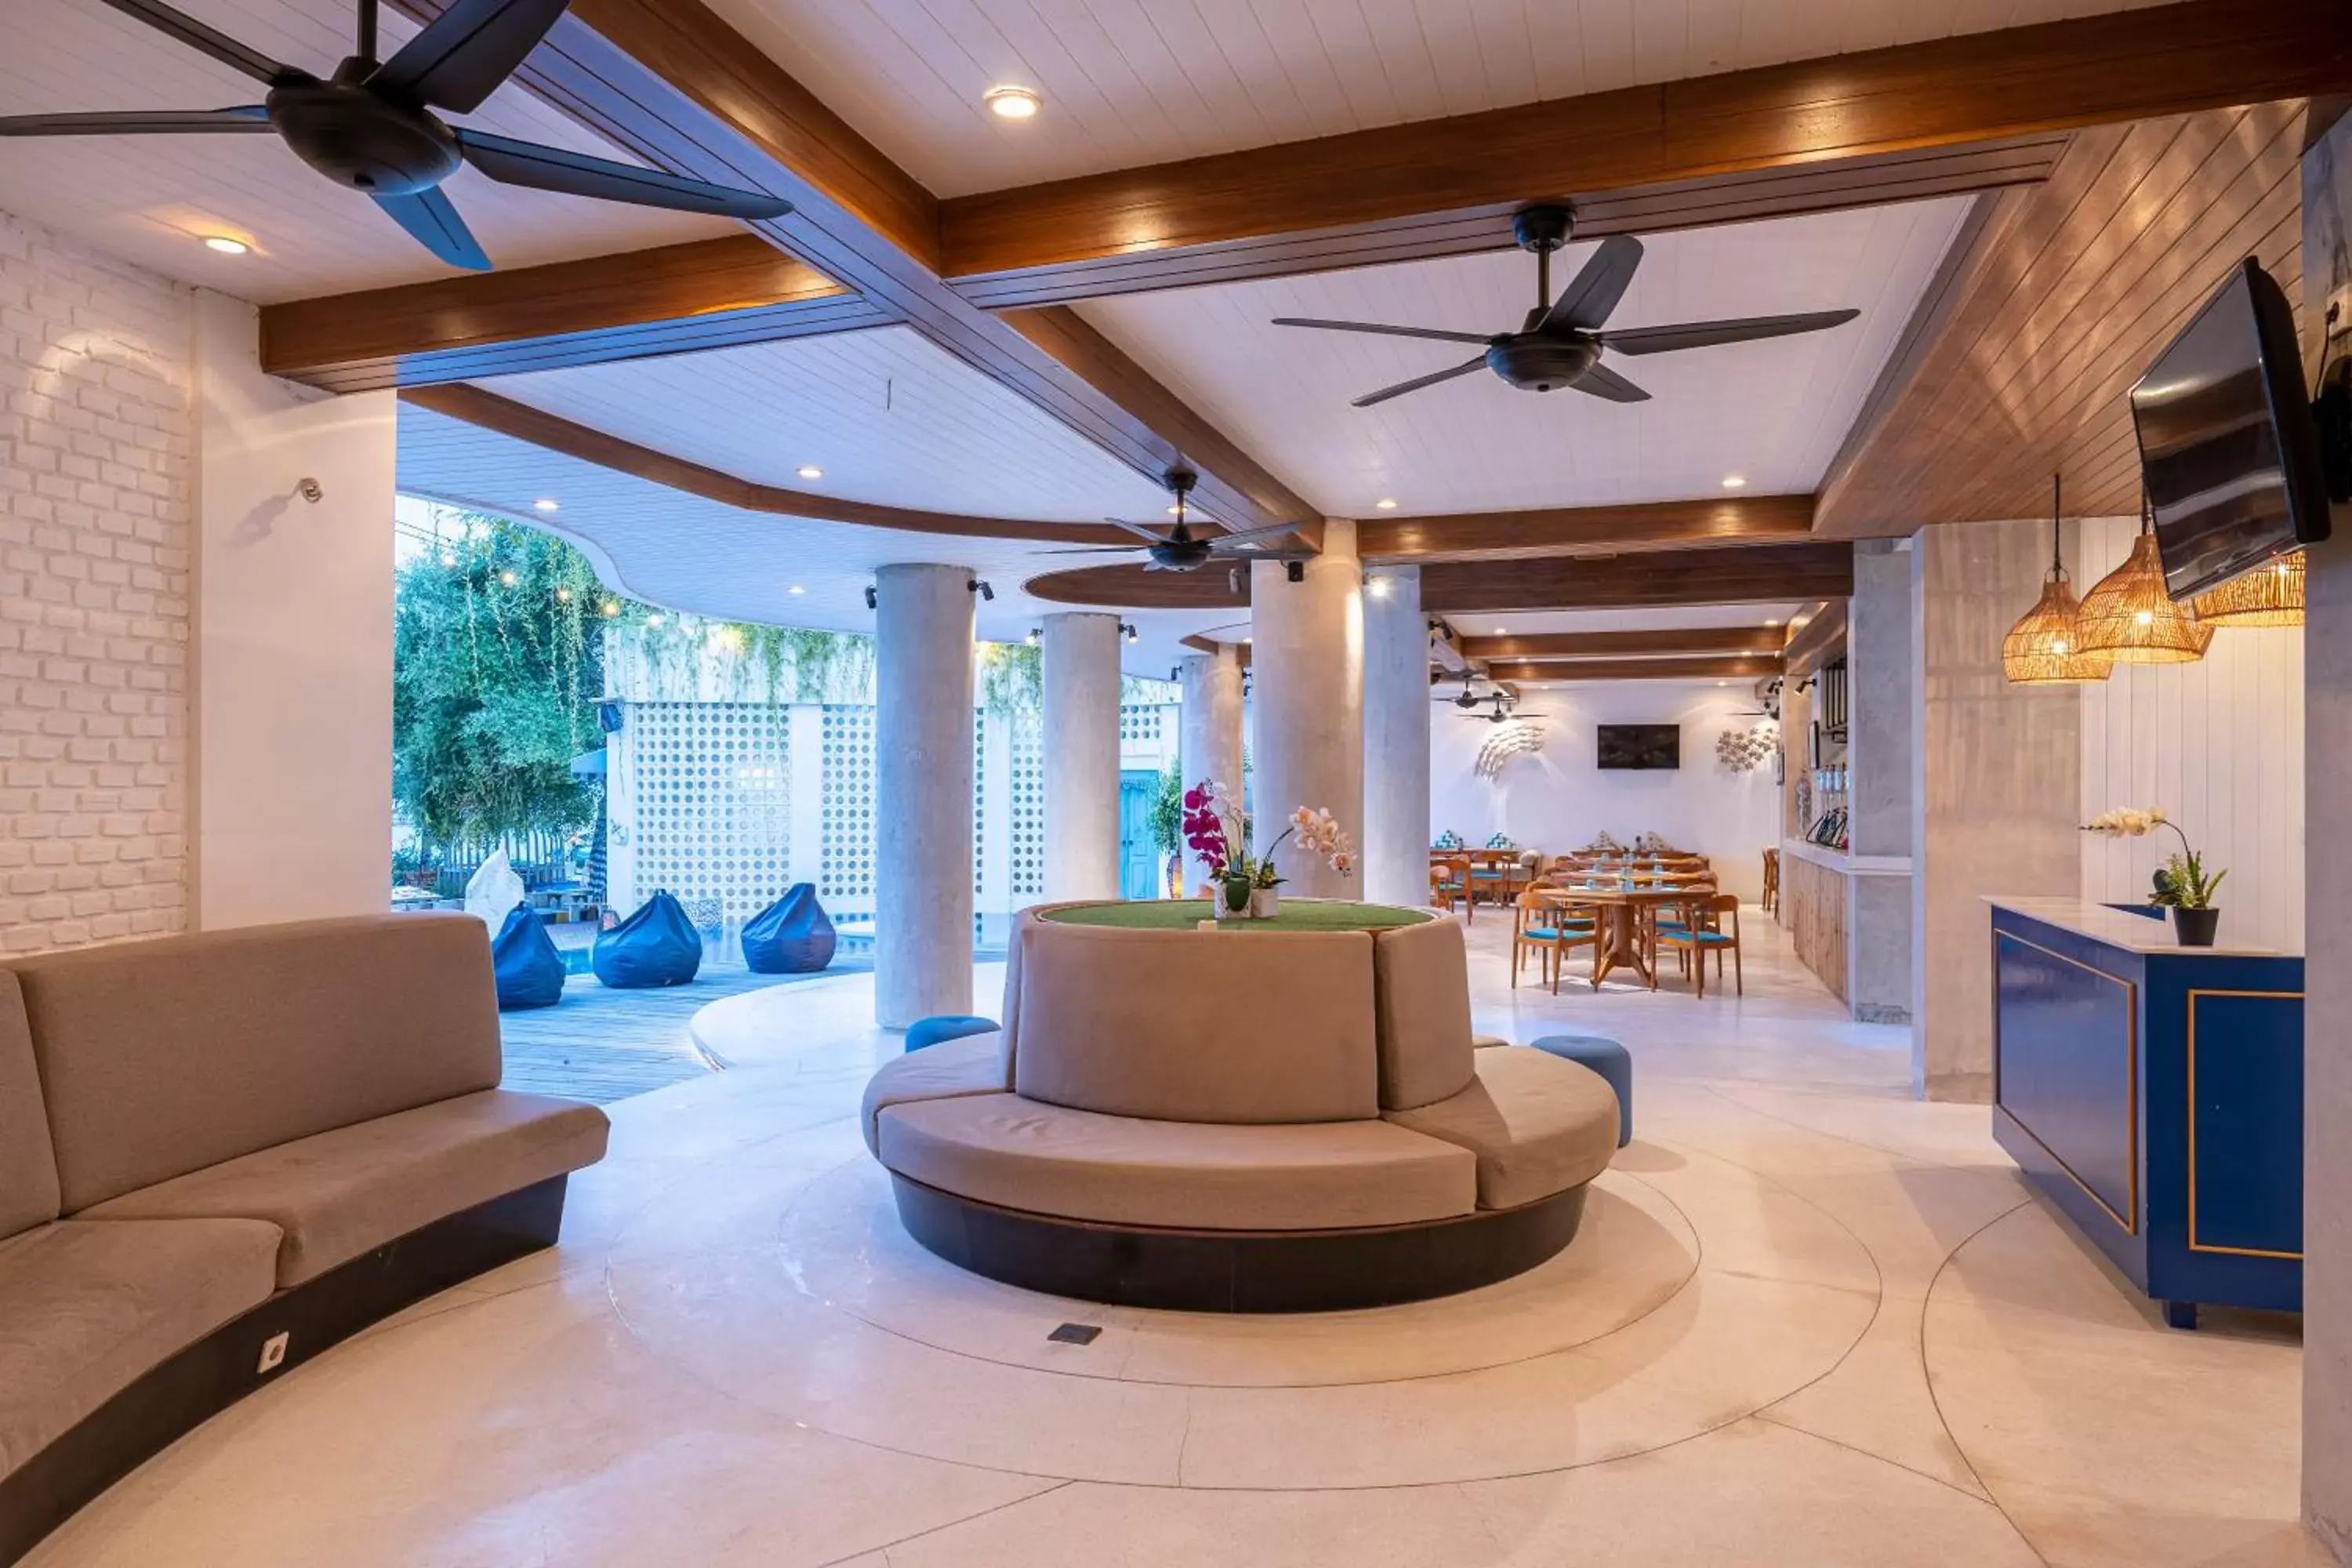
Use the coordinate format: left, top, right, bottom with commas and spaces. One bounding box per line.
0, 916, 609, 1564
863, 904, 1617, 1311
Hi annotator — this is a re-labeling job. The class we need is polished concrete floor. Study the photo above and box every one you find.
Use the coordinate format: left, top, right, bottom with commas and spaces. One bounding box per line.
32, 912, 2320, 1566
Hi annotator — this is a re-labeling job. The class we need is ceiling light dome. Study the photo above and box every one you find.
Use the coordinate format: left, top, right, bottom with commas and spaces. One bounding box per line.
2003, 477, 2113, 685
984, 85, 1041, 120
2074, 502, 2212, 664
2190, 550, 2304, 627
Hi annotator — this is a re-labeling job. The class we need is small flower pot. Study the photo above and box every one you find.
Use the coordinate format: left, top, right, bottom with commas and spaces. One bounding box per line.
2171, 906, 2220, 947
1251, 887, 1281, 919
1218, 877, 1255, 920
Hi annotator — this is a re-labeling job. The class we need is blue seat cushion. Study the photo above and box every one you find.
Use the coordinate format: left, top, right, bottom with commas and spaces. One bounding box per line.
1527, 1034, 1633, 1148
906, 1014, 999, 1052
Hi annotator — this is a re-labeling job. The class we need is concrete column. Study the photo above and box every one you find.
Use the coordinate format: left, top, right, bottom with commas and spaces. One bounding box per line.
2299, 111, 2351, 1566
1846, 539, 1916, 1025
1908, 519, 2081, 1102
1177, 645, 1244, 893
1040, 611, 1122, 900
873, 564, 975, 1029
1249, 520, 1363, 899
1363, 565, 1430, 906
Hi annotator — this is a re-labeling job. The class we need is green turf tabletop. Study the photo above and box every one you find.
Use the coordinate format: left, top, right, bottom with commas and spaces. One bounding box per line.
1038, 899, 1432, 932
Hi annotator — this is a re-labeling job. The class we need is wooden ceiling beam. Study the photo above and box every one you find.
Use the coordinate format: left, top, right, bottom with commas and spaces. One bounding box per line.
379, 0, 1319, 542
937, 0, 2351, 302
1781, 601, 1849, 677
260, 236, 889, 393
1461, 626, 1788, 660
1359, 495, 1813, 563
1484, 655, 1784, 684
400, 383, 1133, 545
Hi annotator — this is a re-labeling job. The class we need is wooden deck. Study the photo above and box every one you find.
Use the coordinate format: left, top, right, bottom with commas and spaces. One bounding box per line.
498, 956, 873, 1105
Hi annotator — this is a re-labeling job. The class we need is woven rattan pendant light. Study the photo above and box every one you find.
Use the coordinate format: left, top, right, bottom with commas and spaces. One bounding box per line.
2190, 550, 2305, 627
2002, 477, 2114, 684
2075, 499, 2213, 663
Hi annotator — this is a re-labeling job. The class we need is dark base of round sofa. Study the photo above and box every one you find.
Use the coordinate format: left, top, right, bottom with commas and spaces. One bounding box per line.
888, 1175, 1590, 1313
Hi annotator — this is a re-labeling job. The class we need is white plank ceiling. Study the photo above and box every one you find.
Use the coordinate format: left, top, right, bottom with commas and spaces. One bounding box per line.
482, 324, 1173, 522
0, 0, 735, 302
1079, 197, 1973, 517
702, 0, 2174, 197
397, 401, 1209, 669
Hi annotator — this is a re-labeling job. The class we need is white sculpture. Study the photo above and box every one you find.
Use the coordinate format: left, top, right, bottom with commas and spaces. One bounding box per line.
463, 849, 526, 929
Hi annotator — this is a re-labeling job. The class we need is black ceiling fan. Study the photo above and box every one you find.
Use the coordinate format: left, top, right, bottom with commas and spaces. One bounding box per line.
1457, 691, 1547, 724
0, 0, 790, 270
1039, 465, 1307, 573
1272, 203, 1860, 408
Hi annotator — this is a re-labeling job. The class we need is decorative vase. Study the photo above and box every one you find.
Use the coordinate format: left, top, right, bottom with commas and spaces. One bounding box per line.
1218, 877, 1255, 920
2172, 906, 2220, 947
1251, 887, 1281, 919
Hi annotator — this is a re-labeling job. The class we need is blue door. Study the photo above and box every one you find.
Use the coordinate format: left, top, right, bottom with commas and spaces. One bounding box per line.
1118, 771, 1157, 899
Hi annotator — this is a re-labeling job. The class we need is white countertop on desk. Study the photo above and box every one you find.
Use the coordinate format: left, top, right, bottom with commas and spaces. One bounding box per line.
1984, 896, 2295, 958
1780, 838, 1911, 876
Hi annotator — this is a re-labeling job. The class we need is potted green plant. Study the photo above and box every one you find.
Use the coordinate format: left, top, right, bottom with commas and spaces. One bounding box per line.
2082, 808, 2227, 946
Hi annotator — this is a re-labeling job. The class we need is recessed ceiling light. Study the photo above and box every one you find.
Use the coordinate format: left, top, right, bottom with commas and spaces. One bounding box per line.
1375, 497, 1399, 510
533, 498, 559, 512
1764, 617, 1781, 626
788, 585, 805, 595
1717, 680, 1729, 687
1721, 475, 1748, 490
984, 85, 1042, 120
1494, 626, 1507, 634
201, 235, 250, 256
1167, 504, 1182, 515
796, 465, 822, 481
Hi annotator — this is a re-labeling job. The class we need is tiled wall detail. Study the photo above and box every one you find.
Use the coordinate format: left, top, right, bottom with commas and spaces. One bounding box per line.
0, 212, 191, 953
621, 702, 790, 920
1008, 710, 1044, 898
818, 703, 876, 920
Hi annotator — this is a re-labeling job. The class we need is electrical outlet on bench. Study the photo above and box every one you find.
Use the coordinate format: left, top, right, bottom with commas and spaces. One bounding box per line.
256, 1331, 290, 1376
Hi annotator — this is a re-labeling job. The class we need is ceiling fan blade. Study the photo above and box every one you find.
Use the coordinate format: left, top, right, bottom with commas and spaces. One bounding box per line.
1105, 517, 1175, 544
1541, 235, 1643, 332
1271, 318, 1493, 347
0, 107, 273, 136
1570, 361, 1651, 403
1205, 520, 1311, 551
371, 0, 570, 114
372, 187, 491, 271
1600, 309, 1860, 357
1352, 355, 1490, 409
99, 0, 306, 86
1035, 546, 1147, 555
455, 129, 792, 219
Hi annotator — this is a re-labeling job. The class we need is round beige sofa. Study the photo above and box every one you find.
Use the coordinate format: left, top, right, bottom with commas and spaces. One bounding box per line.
862, 903, 1619, 1311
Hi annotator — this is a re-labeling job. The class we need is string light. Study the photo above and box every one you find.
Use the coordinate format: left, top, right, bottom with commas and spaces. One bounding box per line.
554, 587, 572, 603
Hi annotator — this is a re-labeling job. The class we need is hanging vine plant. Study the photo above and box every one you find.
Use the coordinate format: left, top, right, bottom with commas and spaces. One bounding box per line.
978, 640, 1043, 717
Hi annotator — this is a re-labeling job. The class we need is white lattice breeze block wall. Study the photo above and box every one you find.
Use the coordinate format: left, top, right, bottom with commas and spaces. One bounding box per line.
0, 211, 191, 953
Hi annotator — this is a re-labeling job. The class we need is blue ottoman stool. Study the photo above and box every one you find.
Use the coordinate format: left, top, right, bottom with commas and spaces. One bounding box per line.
1530, 1034, 1633, 1147
906, 1014, 998, 1052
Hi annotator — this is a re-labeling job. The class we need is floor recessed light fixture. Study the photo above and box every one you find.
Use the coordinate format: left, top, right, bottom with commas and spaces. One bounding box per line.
1721, 474, 1748, 489
796, 465, 822, 481
533, 498, 559, 512
984, 85, 1041, 120
201, 234, 250, 256
1374, 497, 1399, 510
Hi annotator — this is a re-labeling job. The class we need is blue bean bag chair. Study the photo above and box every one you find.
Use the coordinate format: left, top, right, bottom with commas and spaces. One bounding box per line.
490, 904, 567, 1011
742, 883, 837, 974
593, 891, 702, 989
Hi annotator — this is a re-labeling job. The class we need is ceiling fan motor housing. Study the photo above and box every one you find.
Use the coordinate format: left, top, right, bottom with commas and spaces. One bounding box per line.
268, 74, 463, 194
1486, 335, 1602, 393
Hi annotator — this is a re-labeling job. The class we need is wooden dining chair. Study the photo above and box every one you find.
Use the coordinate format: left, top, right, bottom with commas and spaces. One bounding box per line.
1655, 892, 1743, 996
1431, 857, 1472, 922
1762, 848, 1780, 915
1513, 888, 1596, 994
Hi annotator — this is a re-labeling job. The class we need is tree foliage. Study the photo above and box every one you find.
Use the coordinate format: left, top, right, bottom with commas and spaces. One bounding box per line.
393, 517, 606, 850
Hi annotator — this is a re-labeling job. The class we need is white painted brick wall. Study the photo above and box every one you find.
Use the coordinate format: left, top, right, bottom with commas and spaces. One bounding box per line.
0, 209, 192, 953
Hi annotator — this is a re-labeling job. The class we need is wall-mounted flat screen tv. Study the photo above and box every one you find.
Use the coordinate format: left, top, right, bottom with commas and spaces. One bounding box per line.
2129, 256, 2332, 601
1597, 724, 1679, 770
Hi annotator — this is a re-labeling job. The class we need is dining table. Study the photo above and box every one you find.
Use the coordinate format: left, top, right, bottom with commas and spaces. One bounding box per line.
1541, 881, 1710, 989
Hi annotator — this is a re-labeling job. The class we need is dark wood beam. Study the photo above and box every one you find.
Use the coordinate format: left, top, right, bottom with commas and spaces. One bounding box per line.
1359, 495, 1813, 564
383, 0, 1318, 541
1461, 626, 1787, 660
1025, 541, 1853, 612
937, 0, 2350, 301
261, 237, 888, 393
1486, 655, 1784, 684
401, 383, 1132, 545
1782, 600, 1849, 677
1815, 100, 2310, 534
1178, 633, 1250, 668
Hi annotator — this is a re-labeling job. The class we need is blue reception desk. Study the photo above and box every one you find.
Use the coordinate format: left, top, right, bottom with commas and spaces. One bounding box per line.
1987, 898, 2303, 1330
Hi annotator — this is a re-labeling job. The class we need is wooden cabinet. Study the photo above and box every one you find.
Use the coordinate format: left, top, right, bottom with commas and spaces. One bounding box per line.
1780, 848, 1848, 1002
